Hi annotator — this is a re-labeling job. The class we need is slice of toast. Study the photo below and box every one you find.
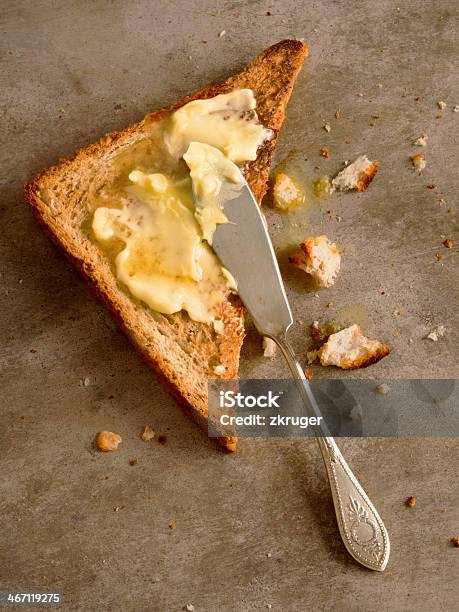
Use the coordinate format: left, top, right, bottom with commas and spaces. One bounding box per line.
24, 40, 308, 452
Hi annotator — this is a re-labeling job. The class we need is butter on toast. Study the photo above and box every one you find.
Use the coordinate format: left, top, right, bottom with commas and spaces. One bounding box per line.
24, 40, 308, 451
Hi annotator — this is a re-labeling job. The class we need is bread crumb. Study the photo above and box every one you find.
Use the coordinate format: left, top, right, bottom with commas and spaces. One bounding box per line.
306, 350, 318, 365
426, 325, 445, 342
436, 254, 444, 261
310, 320, 344, 344
266, 552, 272, 558
321, 146, 330, 158
169, 521, 177, 529
331, 155, 378, 191
289, 236, 341, 287
213, 319, 225, 335
318, 324, 391, 369
312, 175, 333, 198
263, 337, 277, 358
273, 173, 304, 211
335, 110, 340, 119
83, 376, 91, 387
219, 30, 226, 37
454, 105, 459, 113
113, 506, 124, 512
427, 183, 437, 189
376, 383, 390, 394
410, 154, 426, 172
304, 369, 314, 379
141, 425, 155, 442
406, 496, 416, 508
450, 537, 459, 547
443, 238, 453, 249
185, 605, 195, 612
129, 458, 139, 466
437, 100, 446, 110
96, 431, 122, 452
413, 134, 428, 146
324, 123, 331, 133
214, 364, 226, 375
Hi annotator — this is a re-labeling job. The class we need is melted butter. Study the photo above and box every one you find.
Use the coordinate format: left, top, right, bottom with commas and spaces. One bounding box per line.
334, 304, 369, 330
270, 151, 336, 256
89, 89, 268, 323
92, 170, 231, 323
166, 89, 272, 162
313, 175, 333, 199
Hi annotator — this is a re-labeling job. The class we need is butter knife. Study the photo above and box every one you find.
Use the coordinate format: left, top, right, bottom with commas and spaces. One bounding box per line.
203, 182, 390, 572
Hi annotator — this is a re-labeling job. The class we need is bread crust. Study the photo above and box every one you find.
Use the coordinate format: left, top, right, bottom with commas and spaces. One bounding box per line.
317, 324, 391, 370
319, 345, 391, 370
356, 161, 378, 192
24, 40, 308, 451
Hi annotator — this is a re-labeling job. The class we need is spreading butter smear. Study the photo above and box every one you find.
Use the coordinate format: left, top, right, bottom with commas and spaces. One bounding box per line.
92, 171, 234, 323
183, 142, 244, 243
166, 89, 271, 162
91, 89, 270, 323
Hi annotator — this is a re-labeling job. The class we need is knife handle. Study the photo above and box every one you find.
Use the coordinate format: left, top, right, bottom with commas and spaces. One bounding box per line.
273, 334, 390, 572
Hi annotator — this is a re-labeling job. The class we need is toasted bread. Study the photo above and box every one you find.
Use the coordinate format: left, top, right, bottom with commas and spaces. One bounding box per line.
289, 235, 341, 287
317, 324, 391, 369
24, 40, 308, 452
331, 155, 378, 192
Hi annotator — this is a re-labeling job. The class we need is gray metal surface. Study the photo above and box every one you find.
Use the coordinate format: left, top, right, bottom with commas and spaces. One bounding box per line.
1, 1, 458, 610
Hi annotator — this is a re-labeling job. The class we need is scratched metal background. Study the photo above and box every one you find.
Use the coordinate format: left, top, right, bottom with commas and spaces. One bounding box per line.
1, 1, 458, 610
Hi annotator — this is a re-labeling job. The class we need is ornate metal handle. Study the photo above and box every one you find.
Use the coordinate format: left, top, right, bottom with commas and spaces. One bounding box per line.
274, 334, 390, 571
